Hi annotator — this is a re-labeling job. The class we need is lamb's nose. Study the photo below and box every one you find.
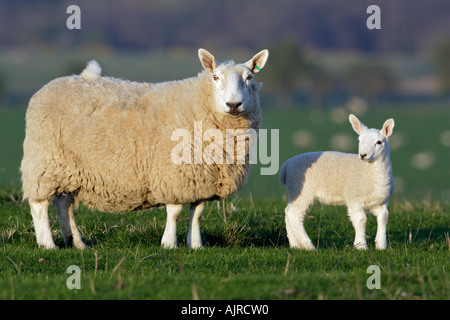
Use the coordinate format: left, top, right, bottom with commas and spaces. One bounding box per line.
226, 101, 242, 109
360, 153, 367, 159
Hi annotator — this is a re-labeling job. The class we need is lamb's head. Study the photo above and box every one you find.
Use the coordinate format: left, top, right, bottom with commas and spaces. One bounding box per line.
198, 48, 269, 117
349, 114, 395, 162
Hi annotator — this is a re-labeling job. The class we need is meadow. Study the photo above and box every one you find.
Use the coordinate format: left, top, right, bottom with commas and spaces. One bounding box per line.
0, 50, 449, 300
0, 197, 449, 300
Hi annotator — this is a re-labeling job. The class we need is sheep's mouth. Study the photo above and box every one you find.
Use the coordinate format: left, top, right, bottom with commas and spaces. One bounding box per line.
227, 110, 243, 118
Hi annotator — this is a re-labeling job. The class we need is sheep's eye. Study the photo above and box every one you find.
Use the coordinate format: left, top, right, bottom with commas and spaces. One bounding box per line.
213, 75, 219, 81
246, 74, 253, 81
376, 140, 382, 145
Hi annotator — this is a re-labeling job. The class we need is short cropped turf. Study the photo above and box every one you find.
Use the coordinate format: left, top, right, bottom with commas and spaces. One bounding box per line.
1, 195, 448, 300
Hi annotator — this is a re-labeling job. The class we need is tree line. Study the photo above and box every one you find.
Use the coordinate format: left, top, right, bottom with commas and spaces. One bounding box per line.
0, 0, 449, 54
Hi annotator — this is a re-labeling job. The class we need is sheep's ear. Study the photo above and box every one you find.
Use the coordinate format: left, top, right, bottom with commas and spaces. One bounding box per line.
349, 114, 367, 135
381, 118, 395, 138
198, 48, 217, 73
245, 49, 269, 73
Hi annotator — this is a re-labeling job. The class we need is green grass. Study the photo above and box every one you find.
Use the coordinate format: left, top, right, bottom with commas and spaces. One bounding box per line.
1, 197, 449, 300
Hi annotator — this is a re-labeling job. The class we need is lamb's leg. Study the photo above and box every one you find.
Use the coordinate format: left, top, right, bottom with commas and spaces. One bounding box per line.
372, 204, 389, 250
29, 199, 57, 249
161, 204, 183, 249
187, 201, 205, 249
53, 194, 86, 249
284, 202, 315, 250
348, 206, 368, 250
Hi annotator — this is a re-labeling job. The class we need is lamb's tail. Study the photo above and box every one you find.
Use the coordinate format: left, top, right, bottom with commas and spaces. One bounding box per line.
279, 161, 288, 185
80, 60, 102, 80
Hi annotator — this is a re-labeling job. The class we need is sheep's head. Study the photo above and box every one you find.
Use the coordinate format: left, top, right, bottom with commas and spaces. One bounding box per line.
349, 114, 395, 162
199, 48, 269, 118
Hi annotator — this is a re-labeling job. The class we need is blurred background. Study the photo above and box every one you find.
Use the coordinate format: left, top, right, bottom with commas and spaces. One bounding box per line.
0, 0, 449, 203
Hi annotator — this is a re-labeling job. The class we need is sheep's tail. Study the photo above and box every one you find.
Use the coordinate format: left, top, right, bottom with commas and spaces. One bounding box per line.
279, 161, 287, 185
80, 60, 102, 80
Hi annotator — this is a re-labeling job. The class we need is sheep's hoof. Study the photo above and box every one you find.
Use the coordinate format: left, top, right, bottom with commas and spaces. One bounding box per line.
290, 243, 316, 251
63, 236, 87, 249
39, 243, 58, 250
187, 239, 203, 249
73, 241, 87, 250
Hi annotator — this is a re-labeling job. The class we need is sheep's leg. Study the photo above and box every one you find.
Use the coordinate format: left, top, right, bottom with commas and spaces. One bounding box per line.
348, 206, 368, 250
161, 204, 183, 249
53, 194, 86, 249
29, 199, 57, 249
372, 204, 389, 250
187, 201, 205, 249
284, 202, 315, 250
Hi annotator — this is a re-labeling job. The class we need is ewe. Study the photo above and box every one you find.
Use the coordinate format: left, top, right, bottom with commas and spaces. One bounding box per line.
280, 114, 395, 250
21, 49, 269, 249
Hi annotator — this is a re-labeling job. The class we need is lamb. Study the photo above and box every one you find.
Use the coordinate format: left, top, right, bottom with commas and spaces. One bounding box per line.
279, 114, 395, 250
20, 48, 269, 249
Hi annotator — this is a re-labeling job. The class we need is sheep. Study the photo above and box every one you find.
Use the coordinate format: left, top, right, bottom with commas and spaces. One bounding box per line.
279, 114, 395, 250
20, 48, 269, 250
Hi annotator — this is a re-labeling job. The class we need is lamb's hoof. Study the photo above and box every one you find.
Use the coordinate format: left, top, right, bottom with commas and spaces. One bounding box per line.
161, 242, 178, 249
188, 244, 203, 250
353, 242, 368, 250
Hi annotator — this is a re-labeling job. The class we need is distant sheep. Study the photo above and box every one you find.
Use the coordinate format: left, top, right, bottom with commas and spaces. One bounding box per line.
21, 48, 269, 249
280, 114, 395, 250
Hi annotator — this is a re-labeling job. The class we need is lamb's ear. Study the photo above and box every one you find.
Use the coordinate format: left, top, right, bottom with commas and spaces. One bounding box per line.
381, 118, 395, 138
198, 48, 217, 73
245, 49, 269, 73
349, 114, 367, 135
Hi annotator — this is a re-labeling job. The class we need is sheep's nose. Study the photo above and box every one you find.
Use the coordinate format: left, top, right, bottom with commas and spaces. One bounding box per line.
226, 101, 242, 109
360, 153, 367, 159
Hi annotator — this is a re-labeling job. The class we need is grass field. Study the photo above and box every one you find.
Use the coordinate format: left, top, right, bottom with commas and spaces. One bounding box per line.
0, 50, 449, 300
0, 197, 449, 300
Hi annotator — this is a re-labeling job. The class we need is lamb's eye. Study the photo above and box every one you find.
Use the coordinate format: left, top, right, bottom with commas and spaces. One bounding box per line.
376, 140, 382, 145
246, 74, 253, 81
213, 75, 219, 81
